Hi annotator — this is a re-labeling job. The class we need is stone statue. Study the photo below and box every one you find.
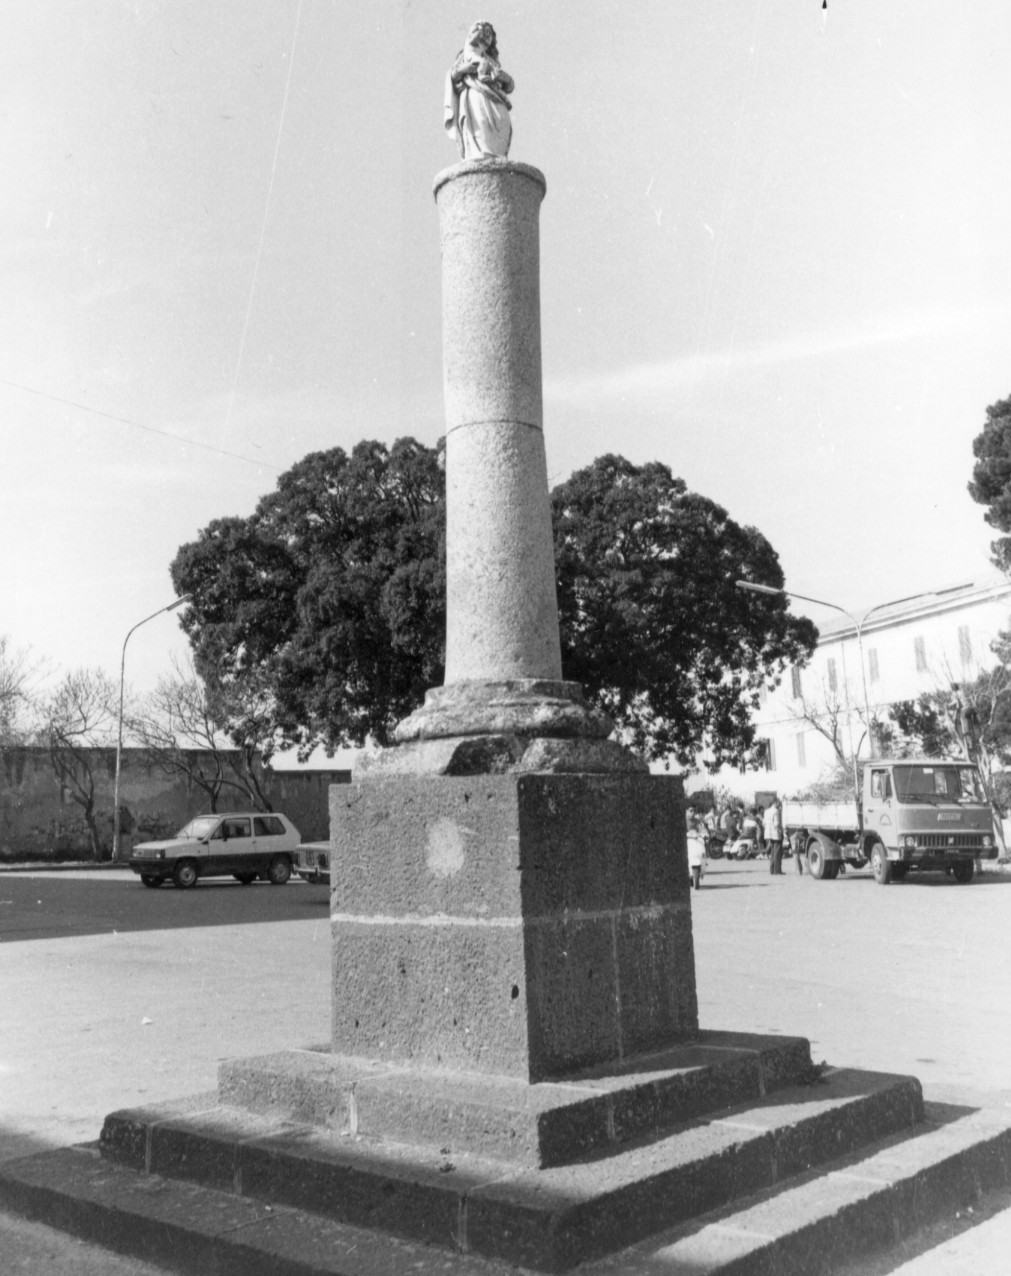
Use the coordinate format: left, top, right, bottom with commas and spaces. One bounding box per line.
444, 21, 514, 160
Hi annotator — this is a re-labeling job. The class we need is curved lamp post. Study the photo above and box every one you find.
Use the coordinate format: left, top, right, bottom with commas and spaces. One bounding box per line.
111, 594, 192, 860
735, 580, 926, 771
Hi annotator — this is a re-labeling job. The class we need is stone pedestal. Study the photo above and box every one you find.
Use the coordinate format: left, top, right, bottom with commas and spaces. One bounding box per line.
330, 773, 698, 1083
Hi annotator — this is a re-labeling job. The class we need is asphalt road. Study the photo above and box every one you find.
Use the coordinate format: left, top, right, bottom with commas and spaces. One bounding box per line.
0, 868, 330, 943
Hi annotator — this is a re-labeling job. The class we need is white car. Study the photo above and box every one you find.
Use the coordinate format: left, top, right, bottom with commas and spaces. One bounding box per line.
128, 812, 301, 889
292, 842, 331, 887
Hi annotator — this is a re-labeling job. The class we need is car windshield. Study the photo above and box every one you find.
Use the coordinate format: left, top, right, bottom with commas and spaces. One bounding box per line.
175, 816, 219, 839
892, 765, 983, 804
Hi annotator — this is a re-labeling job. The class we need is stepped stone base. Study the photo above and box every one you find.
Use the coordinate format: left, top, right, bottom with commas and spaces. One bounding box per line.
93, 1064, 922, 1272
215, 1032, 815, 1169
4, 1048, 1011, 1274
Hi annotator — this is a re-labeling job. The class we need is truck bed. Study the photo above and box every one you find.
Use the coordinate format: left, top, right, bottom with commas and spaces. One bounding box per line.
783, 802, 859, 831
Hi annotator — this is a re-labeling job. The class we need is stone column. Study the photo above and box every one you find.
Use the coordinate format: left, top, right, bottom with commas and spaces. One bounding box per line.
438, 159, 560, 684
391, 158, 626, 772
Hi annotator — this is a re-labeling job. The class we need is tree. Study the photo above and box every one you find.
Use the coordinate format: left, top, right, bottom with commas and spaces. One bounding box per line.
40, 669, 118, 860
173, 445, 815, 769
171, 438, 445, 755
128, 659, 275, 813
551, 456, 817, 767
0, 636, 42, 753
878, 694, 958, 759
968, 394, 1011, 572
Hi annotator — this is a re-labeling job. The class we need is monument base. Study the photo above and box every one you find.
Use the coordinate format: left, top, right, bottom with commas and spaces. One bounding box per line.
329, 771, 696, 1082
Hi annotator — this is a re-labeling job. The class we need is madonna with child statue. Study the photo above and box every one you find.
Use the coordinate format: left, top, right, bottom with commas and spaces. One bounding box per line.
444, 21, 514, 160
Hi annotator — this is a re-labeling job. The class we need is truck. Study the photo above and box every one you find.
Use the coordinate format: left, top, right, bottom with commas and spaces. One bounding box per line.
783, 758, 998, 885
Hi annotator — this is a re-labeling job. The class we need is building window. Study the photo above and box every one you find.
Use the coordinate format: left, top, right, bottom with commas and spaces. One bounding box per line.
790, 665, 802, 699
958, 625, 972, 665
867, 648, 880, 683
827, 657, 837, 692
914, 636, 927, 672
796, 733, 807, 767
756, 737, 775, 770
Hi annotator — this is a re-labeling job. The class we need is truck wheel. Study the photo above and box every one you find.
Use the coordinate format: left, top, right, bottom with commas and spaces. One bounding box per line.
140, 875, 162, 888
807, 841, 828, 879
267, 855, 292, 886
891, 864, 908, 882
951, 860, 975, 884
824, 861, 841, 880
691, 866, 702, 890
870, 842, 892, 885
173, 859, 199, 889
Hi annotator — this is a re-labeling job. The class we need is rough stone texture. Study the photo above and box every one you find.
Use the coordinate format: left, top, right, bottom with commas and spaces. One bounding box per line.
361, 733, 647, 778
216, 1033, 817, 1170
433, 160, 562, 688
329, 772, 697, 1082
85, 1067, 930, 1273
394, 679, 613, 745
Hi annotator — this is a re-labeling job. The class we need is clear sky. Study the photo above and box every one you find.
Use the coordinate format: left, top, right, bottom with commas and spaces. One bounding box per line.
3, 1, 1009, 698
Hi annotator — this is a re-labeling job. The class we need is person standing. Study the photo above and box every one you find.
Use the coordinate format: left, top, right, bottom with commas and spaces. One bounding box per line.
764, 797, 785, 875
686, 808, 707, 890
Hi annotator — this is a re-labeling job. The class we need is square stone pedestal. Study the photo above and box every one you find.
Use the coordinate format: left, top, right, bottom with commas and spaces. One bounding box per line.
329, 772, 698, 1083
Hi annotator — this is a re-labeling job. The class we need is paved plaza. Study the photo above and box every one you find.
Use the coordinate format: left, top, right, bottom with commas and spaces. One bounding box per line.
2, 858, 1010, 1270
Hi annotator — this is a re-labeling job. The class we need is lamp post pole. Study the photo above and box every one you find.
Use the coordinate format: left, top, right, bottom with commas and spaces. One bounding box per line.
111, 594, 191, 861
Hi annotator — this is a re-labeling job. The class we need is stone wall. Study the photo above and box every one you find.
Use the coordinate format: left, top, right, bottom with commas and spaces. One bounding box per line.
0, 747, 349, 861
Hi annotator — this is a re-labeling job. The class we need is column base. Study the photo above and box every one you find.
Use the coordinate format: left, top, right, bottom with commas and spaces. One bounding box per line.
330, 771, 697, 1083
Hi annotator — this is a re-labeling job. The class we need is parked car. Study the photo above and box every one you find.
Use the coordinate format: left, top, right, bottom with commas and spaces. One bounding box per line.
292, 842, 331, 886
128, 812, 301, 889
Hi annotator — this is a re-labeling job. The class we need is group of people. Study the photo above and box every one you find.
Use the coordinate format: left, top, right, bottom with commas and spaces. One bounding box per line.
687, 797, 801, 878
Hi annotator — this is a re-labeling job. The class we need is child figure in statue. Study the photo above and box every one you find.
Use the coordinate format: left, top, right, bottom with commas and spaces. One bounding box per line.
444, 21, 514, 160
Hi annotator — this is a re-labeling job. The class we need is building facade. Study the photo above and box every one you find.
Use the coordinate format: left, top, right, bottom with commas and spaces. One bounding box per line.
696, 577, 1011, 800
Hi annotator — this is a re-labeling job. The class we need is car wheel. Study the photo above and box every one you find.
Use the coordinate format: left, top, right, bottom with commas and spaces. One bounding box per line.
870, 842, 892, 885
267, 855, 291, 886
807, 841, 827, 879
691, 866, 702, 890
140, 875, 163, 888
951, 860, 975, 885
234, 872, 257, 885
173, 859, 199, 889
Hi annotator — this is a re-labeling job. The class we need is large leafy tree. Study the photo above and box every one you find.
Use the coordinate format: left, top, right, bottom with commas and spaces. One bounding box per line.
171, 438, 445, 754
172, 443, 814, 766
552, 456, 817, 766
968, 394, 1011, 572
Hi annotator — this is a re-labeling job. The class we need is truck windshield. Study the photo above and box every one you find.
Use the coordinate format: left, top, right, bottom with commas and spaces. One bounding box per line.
175, 816, 219, 839
892, 765, 984, 803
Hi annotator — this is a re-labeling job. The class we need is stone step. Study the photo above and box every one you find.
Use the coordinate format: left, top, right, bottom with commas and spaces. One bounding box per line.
592, 1102, 1011, 1275
2, 1101, 1010, 1274
96, 1066, 923, 1270
217, 1029, 816, 1169
0, 1144, 514, 1276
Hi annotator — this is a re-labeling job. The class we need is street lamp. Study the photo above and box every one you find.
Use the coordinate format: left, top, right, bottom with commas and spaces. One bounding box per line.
111, 594, 192, 860
735, 580, 926, 764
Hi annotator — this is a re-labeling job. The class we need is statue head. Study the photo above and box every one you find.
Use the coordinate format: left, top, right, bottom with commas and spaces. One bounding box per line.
467, 21, 499, 59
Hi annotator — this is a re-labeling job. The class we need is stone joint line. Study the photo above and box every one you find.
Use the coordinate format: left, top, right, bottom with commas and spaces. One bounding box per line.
445, 417, 543, 436
330, 902, 677, 929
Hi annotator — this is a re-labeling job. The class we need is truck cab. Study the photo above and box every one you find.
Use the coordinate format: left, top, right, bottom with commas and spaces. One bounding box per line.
863, 759, 995, 883
784, 758, 997, 885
